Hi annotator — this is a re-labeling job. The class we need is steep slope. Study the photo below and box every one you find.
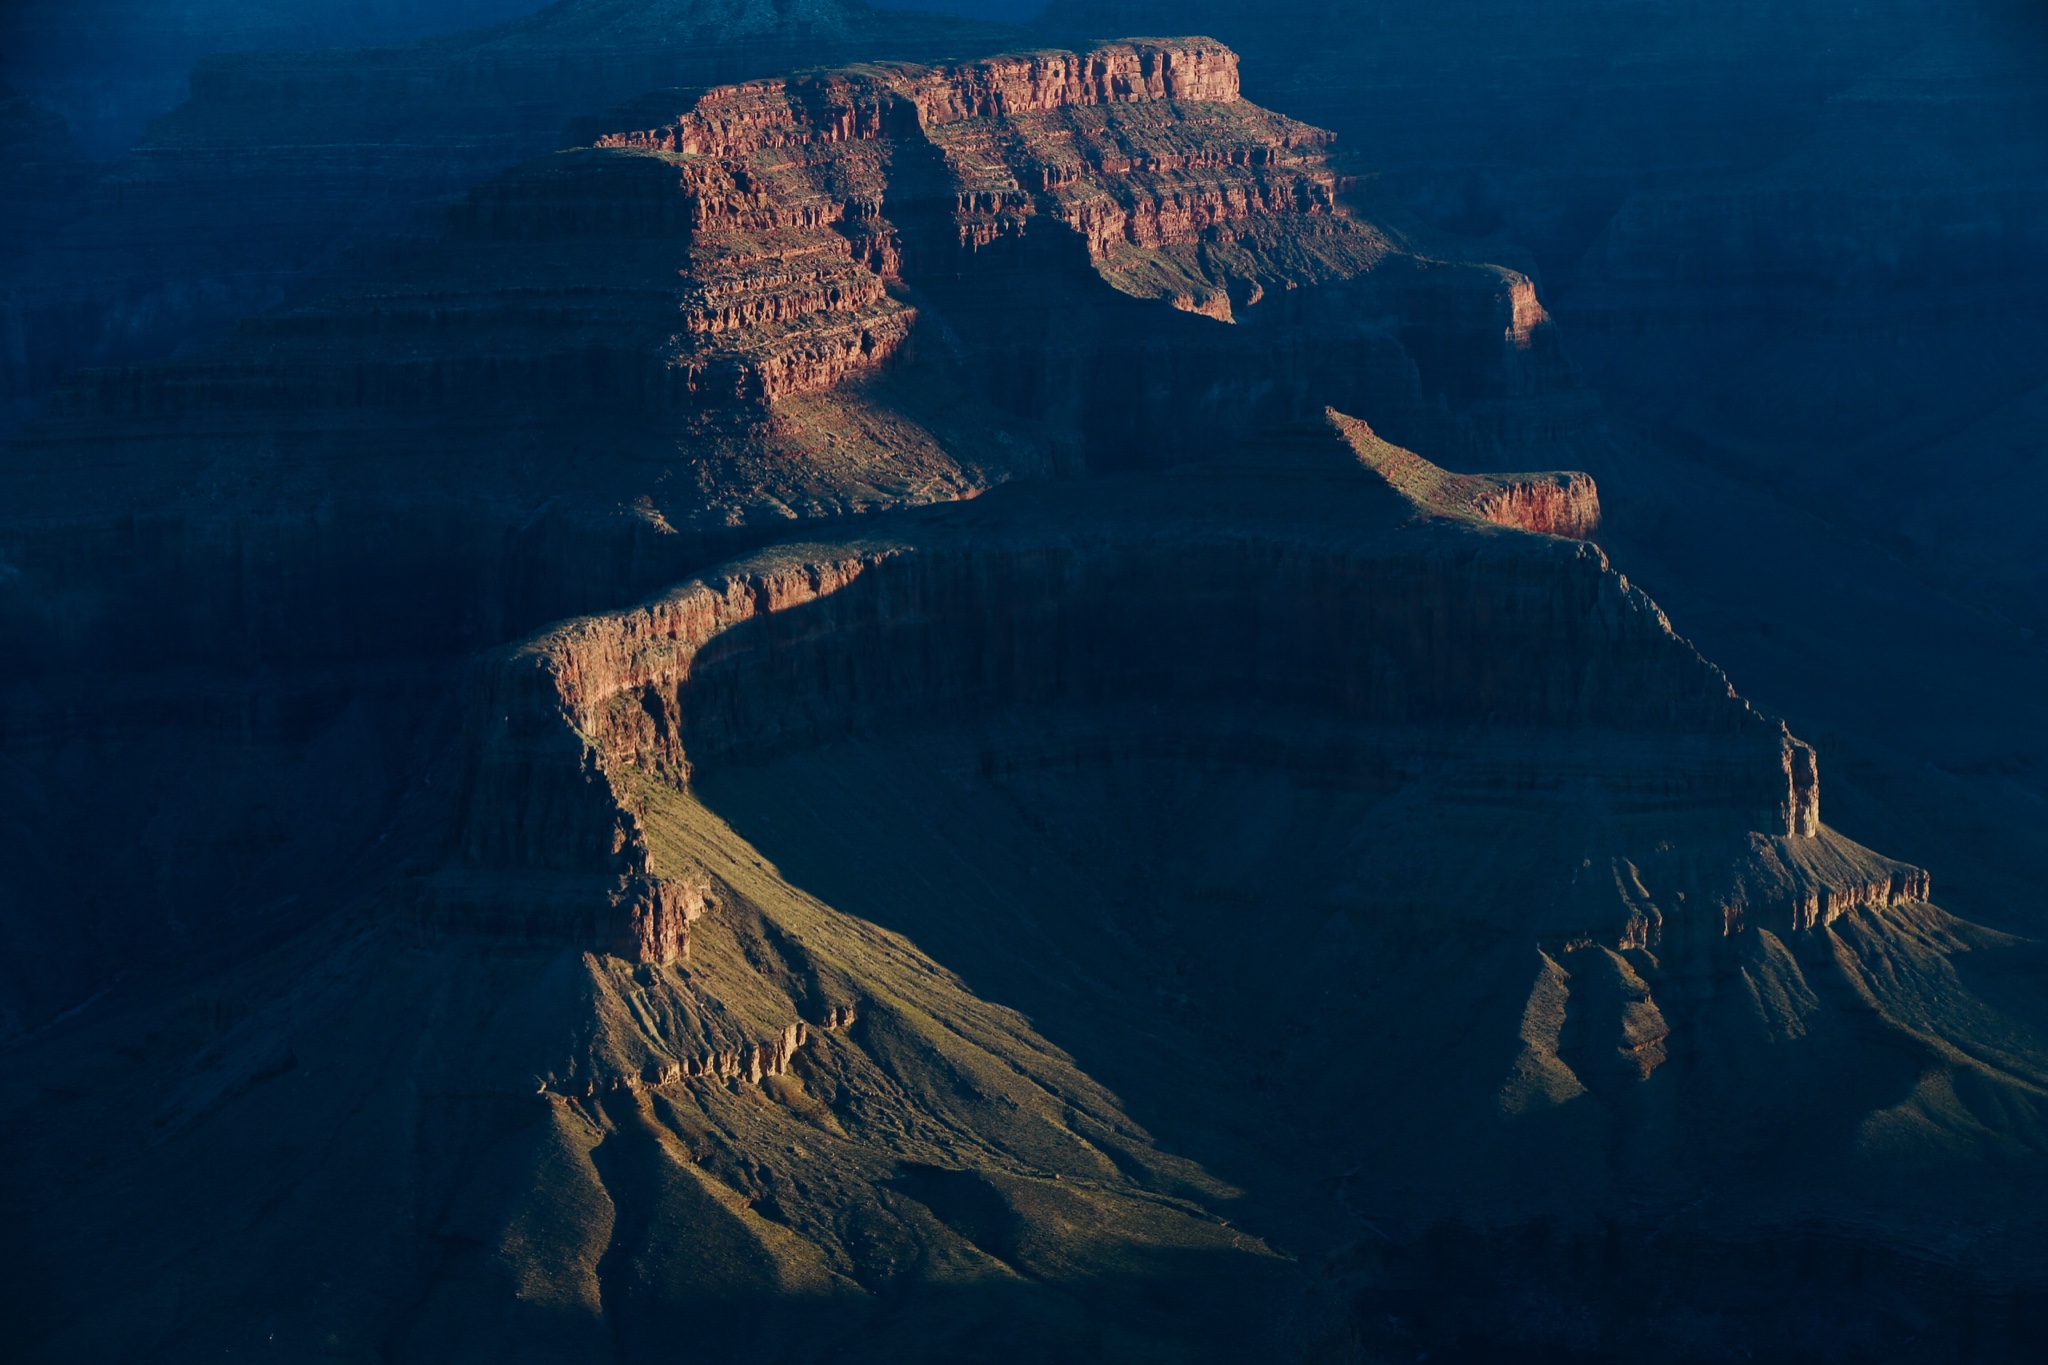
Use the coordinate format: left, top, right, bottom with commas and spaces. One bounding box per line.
0, 794, 1288, 1364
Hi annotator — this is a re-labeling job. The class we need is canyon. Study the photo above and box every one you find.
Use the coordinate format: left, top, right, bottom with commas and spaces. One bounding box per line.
1, 7, 2044, 1363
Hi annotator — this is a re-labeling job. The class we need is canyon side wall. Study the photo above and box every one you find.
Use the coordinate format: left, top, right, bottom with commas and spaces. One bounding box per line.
0, 0, 552, 154
440, 456, 1864, 965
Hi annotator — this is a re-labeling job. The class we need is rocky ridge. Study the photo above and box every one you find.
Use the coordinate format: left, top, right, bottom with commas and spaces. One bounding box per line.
1330, 408, 1600, 537
439, 415, 1903, 977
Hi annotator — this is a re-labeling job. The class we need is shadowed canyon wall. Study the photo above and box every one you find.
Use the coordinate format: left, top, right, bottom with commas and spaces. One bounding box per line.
0, 0, 555, 155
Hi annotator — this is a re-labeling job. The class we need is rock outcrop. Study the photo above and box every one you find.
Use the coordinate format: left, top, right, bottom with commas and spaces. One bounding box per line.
1333, 408, 1601, 538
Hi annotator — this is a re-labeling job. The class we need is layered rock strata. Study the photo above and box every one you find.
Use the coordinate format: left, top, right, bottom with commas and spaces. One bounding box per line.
0, 0, 1012, 435
29, 38, 1572, 471
440, 415, 1891, 973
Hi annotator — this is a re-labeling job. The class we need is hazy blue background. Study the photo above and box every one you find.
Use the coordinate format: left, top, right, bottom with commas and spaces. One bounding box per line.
2, 0, 556, 154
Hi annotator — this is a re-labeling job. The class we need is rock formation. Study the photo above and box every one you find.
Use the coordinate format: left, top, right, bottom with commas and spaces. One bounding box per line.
10, 410, 2037, 1361
0, 38, 1599, 1029
3, 14, 2046, 1365
1330, 408, 1600, 537
0, 0, 1016, 441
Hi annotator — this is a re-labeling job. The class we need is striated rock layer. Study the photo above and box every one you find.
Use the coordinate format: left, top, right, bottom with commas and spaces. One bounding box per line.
37, 38, 1581, 462
0, 0, 1015, 437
